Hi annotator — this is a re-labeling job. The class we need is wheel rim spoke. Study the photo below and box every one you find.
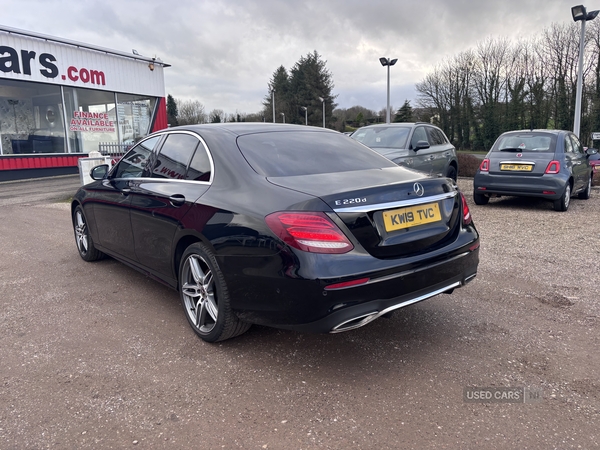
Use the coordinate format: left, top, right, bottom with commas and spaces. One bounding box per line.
189, 256, 205, 283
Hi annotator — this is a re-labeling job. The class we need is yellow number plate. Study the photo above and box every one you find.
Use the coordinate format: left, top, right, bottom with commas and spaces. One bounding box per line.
383, 202, 441, 231
500, 164, 533, 171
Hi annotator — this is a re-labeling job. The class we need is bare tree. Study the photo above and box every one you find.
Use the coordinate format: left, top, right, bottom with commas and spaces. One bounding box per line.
208, 109, 225, 123
177, 99, 207, 125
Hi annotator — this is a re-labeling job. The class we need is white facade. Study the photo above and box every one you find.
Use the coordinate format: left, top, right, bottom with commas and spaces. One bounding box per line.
0, 26, 167, 97
0, 25, 169, 158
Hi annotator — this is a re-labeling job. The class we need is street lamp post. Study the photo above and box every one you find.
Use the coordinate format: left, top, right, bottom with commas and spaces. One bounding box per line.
301, 106, 308, 125
281, 112, 285, 123
271, 87, 276, 123
318, 97, 325, 128
379, 57, 398, 124
572, 5, 599, 137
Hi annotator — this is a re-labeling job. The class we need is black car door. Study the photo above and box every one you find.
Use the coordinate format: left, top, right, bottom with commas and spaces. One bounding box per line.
91, 136, 162, 262
129, 131, 213, 281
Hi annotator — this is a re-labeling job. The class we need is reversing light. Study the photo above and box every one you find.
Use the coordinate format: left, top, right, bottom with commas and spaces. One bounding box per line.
265, 212, 354, 254
479, 159, 490, 172
545, 160, 560, 174
460, 193, 472, 226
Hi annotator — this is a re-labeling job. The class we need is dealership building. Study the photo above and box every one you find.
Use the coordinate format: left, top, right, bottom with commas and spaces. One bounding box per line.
0, 25, 169, 181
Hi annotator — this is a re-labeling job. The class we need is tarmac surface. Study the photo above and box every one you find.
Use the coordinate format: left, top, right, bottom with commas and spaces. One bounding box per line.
0, 174, 81, 207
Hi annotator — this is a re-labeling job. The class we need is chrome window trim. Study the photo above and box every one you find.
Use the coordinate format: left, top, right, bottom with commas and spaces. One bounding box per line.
333, 191, 456, 213
112, 130, 215, 185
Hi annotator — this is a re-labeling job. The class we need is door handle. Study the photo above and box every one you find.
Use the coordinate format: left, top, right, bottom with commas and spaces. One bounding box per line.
169, 194, 186, 207
121, 188, 131, 195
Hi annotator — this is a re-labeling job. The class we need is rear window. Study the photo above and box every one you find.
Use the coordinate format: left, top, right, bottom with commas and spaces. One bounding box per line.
351, 126, 410, 149
237, 131, 396, 177
492, 133, 556, 153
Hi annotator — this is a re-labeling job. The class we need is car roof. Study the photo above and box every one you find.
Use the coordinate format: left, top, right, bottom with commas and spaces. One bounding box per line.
163, 122, 337, 137
499, 129, 566, 136
357, 122, 430, 129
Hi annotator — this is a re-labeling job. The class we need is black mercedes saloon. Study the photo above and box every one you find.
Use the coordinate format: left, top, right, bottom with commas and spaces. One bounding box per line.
72, 123, 480, 342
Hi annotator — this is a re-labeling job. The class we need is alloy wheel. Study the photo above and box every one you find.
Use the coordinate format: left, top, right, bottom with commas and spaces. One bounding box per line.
181, 254, 218, 333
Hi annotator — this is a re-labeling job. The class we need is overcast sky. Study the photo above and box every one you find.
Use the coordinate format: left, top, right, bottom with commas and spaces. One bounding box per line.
1, 0, 584, 116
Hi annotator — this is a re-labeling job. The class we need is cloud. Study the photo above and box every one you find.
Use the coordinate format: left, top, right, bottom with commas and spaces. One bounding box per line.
1, 0, 578, 115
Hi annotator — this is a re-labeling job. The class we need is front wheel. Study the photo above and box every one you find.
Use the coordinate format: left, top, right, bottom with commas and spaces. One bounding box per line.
554, 183, 571, 211
73, 205, 104, 261
446, 165, 458, 182
179, 243, 250, 343
578, 175, 592, 200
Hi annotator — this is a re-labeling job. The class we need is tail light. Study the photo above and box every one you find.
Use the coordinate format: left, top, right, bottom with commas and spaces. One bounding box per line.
545, 160, 560, 174
460, 193, 472, 226
479, 159, 490, 172
265, 212, 354, 254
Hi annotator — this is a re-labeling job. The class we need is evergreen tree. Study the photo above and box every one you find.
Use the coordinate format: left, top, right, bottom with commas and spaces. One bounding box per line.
263, 51, 337, 127
166, 94, 178, 126
394, 100, 414, 122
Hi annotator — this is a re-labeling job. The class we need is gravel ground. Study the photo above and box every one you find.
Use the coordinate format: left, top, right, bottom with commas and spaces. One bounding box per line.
0, 178, 599, 449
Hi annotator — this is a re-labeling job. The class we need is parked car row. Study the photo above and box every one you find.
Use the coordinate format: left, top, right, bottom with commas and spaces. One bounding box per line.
72, 123, 479, 342
72, 122, 595, 343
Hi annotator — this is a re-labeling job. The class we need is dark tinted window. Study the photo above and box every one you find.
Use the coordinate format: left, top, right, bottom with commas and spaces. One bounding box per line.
351, 126, 410, 148
492, 133, 556, 153
569, 134, 584, 154
186, 144, 212, 182
427, 127, 447, 145
237, 131, 396, 177
410, 127, 428, 149
151, 133, 199, 179
113, 136, 161, 178
564, 136, 574, 153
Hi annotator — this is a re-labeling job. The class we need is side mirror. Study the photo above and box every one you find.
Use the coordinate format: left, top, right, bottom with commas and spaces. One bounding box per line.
90, 164, 109, 180
586, 147, 598, 156
414, 140, 430, 151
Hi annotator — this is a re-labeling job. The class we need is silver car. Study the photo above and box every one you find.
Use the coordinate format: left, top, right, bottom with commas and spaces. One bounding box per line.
350, 123, 459, 181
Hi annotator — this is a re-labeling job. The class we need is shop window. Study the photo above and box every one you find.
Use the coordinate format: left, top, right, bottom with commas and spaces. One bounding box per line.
0, 78, 65, 154
63, 86, 118, 154
116, 94, 157, 145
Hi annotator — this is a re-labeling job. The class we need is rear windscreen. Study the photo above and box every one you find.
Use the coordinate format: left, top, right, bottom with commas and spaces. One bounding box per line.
492, 133, 556, 153
236, 131, 397, 177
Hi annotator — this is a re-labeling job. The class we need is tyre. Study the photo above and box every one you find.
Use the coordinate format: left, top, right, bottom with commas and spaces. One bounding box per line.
73, 205, 105, 261
553, 183, 571, 211
473, 192, 489, 205
446, 165, 458, 182
179, 243, 251, 342
578, 175, 592, 200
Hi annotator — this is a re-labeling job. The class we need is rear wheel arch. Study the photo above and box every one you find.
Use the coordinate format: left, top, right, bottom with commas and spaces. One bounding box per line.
173, 233, 214, 285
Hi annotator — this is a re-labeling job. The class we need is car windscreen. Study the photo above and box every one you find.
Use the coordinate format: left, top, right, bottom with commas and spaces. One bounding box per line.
350, 126, 410, 149
236, 131, 397, 177
492, 133, 556, 153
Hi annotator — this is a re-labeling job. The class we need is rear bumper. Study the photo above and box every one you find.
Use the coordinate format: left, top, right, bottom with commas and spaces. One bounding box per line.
222, 235, 479, 333
474, 172, 567, 199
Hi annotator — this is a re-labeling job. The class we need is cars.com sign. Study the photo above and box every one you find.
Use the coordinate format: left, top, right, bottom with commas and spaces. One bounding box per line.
0, 44, 106, 86
0, 27, 166, 98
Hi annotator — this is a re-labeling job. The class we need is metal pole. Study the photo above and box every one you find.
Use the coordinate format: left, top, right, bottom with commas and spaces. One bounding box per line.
574, 19, 586, 137
322, 101, 325, 128
386, 64, 391, 124
305, 108, 308, 125
271, 89, 276, 123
